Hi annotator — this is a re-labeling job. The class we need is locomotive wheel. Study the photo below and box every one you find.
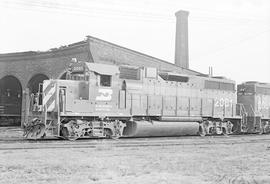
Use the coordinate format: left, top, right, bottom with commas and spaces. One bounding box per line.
60, 120, 82, 141
222, 127, 228, 136
60, 127, 69, 138
111, 133, 121, 140
64, 134, 79, 141
104, 129, 113, 138
61, 127, 79, 141
199, 124, 206, 137
67, 135, 79, 141
263, 122, 270, 134
230, 121, 241, 134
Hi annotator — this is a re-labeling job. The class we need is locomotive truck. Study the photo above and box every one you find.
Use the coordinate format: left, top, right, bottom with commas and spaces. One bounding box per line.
23, 60, 269, 140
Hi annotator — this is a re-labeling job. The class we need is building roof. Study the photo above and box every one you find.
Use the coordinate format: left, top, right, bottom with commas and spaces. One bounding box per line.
0, 36, 202, 75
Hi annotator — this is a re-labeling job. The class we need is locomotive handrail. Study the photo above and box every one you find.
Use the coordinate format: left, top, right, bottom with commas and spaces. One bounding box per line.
250, 104, 256, 116
237, 103, 247, 117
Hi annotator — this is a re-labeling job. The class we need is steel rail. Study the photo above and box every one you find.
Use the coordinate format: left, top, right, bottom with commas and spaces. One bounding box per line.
0, 134, 269, 151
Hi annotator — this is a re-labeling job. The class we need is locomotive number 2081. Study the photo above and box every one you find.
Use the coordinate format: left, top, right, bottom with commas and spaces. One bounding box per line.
215, 98, 233, 108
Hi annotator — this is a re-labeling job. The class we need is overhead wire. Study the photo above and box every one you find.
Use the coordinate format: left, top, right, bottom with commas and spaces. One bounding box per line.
0, 0, 176, 23
191, 27, 270, 62
1, 0, 269, 60
1, 0, 269, 26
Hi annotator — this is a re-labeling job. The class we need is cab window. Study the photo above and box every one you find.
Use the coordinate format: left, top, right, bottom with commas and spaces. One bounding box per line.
100, 75, 111, 87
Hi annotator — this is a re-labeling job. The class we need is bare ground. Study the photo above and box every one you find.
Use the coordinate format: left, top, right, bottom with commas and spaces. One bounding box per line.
1, 133, 270, 183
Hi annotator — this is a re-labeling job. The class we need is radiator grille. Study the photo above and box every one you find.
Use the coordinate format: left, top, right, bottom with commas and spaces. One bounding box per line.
119, 67, 140, 80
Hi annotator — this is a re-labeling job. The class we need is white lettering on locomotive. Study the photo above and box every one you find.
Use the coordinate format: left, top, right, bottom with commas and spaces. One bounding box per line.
258, 96, 269, 110
96, 88, 113, 101
214, 98, 233, 108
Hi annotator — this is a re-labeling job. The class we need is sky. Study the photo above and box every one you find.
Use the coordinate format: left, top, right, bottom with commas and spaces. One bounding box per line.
0, 0, 269, 84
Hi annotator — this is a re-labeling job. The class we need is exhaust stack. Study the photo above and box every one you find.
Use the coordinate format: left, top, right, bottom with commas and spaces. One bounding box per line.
175, 10, 189, 69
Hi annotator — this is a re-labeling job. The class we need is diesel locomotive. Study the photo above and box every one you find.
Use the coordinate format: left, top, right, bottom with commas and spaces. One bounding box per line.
23, 60, 270, 140
237, 81, 270, 133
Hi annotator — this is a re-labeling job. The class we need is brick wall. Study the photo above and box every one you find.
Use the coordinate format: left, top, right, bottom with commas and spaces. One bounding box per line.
0, 42, 91, 126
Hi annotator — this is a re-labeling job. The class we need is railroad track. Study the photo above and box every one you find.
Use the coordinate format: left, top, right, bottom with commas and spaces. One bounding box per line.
0, 134, 270, 151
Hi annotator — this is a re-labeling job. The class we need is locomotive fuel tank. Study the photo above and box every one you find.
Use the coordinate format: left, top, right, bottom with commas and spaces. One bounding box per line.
123, 121, 200, 137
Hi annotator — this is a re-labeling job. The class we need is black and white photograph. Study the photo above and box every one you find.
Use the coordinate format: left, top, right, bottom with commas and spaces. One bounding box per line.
0, 0, 270, 183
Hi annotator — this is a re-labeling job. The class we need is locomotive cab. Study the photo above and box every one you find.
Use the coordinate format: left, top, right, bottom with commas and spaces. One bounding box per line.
25, 60, 127, 139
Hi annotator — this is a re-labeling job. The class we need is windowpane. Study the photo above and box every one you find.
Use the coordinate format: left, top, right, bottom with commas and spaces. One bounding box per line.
100, 75, 111, 87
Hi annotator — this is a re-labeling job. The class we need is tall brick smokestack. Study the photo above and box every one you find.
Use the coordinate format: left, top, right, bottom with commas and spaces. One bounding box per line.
175, 10, 189, 69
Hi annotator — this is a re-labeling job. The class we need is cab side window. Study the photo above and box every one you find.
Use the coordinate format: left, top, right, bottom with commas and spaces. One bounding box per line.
100, 75, 111, 87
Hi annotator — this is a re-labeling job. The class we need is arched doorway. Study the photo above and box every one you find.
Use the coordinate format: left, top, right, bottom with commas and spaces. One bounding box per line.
27, 74, 49, 94
25, 74, 49, 113
0, 76, 22, 126
26, 74, 49, 111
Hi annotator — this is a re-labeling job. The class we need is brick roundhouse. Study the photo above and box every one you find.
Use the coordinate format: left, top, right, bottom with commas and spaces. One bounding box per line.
0, 33, 200, 126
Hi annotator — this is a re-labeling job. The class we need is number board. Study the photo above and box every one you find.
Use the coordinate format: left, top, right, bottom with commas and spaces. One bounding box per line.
71, 64, 85, 73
